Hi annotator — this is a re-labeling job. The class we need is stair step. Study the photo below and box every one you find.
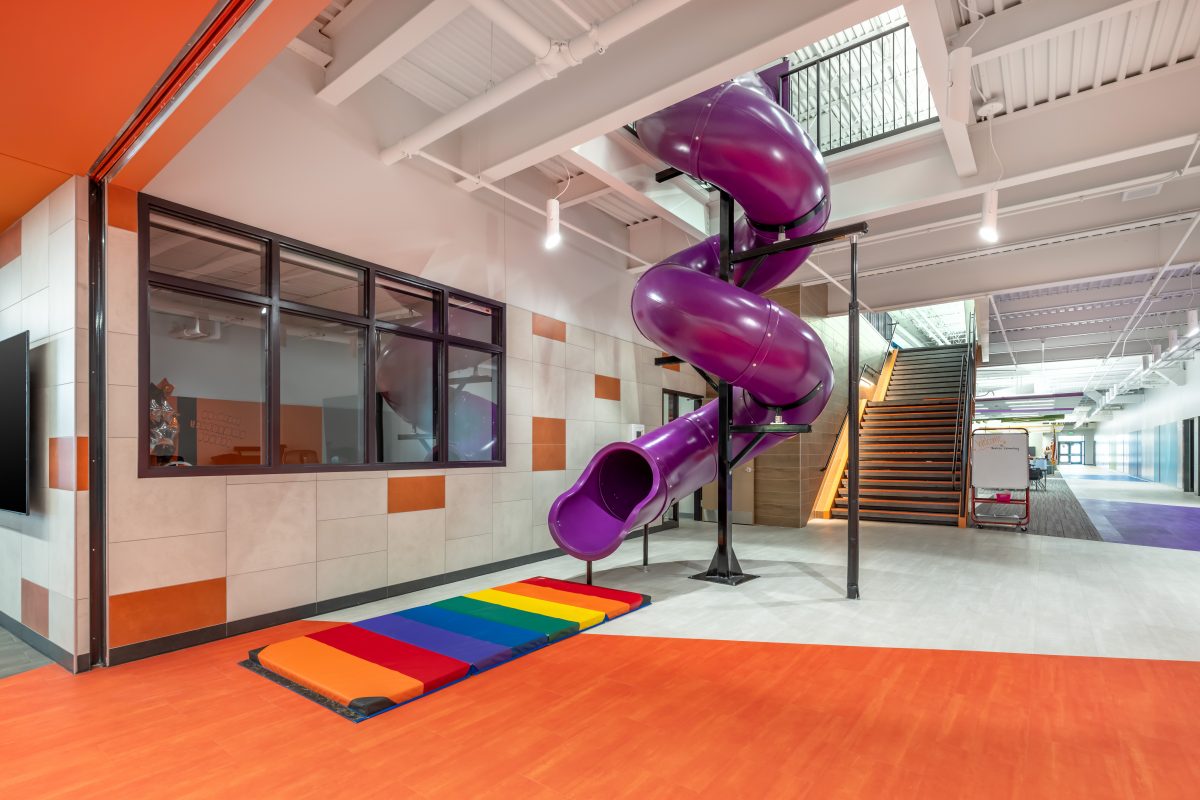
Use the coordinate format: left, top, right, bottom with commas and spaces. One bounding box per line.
834, 497, 959, 513
845, 478, 959, 491
838, 486, 960, 500
864, 409, 957, 418
857, 471, 958, 481
861, 459, 960, 469
887, 377, 963, 385
868, 402, 959, 410
860, 425, 957, 434
830, 508, 959, 526
861, 436, 957, 446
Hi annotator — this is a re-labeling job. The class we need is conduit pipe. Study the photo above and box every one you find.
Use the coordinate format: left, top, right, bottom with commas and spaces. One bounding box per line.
381, 0, 692, 163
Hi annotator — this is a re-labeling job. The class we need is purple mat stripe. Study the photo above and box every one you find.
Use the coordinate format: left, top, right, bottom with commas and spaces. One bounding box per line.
1079, 498, 1200, 552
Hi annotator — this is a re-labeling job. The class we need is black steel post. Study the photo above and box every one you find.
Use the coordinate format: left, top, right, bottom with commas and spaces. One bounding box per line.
642, 524, 649, 567
586, 561, 593, 585
847, 233, 862, 599
87, 178, 107, 667
692, 192, 757, 586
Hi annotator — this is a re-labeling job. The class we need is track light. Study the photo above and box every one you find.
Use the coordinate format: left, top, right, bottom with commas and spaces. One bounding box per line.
1187, 309, 1199, 338
544, 198, 561, 250
1168, 330, 1179, 352
979, 188, 999, 243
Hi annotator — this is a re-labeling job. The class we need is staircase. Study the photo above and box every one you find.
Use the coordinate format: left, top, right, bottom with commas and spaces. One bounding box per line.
832, 345, 971, 526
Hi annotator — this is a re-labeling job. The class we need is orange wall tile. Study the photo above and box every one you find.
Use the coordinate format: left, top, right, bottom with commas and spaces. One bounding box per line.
48, 436, 89, 491
0, 220, 19, 265
594, 375, 621, 401
109, 578, 227, 648
532, 313, 567, 342
532, 417, 566, 445
20, 579, 49, 638
387, 475, 446, 513
108, 185, 137, 232
661, 352, 681, 371
532, 444, 566, 472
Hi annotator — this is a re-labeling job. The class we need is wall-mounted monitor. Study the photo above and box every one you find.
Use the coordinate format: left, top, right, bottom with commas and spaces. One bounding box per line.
0, 331, 30, 515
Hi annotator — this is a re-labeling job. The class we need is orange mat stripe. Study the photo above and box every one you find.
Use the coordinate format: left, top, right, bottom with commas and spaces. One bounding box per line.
494, 581, 632, 618
256, 636, 423, 708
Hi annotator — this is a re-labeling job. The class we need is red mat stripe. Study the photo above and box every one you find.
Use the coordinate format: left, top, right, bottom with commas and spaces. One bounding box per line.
307, 625, 469, 692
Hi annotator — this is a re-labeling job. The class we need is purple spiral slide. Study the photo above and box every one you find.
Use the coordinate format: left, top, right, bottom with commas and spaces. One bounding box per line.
547, 71, 836, 561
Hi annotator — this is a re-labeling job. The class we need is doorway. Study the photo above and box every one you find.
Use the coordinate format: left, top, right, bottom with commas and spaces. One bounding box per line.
662, 389, 703, 523
1058, 440, 1084, 465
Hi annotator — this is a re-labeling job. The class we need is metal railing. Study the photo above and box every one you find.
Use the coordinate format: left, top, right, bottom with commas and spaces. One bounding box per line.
780, 22, 938, 155
955, 313, 978, 514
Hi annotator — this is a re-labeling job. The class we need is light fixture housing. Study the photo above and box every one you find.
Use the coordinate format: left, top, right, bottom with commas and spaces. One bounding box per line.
544, 198, 561, 249
1187, 309, 1199, 338
1168, 330, 1179, 352
979, 188, 999, 243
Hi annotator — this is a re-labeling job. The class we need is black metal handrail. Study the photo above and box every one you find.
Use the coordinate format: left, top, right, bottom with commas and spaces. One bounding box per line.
956, 314, 977, 514
778, 22, 938, 155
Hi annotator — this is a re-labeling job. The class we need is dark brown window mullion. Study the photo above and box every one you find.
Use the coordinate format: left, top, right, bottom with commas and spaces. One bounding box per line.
267, 238, 281, 469
437, 285, 449, 464
145, 271, 271, 308
365, 266, 378, 465
496, 305, 506, 464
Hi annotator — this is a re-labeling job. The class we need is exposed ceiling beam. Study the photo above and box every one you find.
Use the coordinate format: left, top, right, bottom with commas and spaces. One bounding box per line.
553, 173, 613, 208
950, 0, 1159, 65
288, 22, 333, 67
559, 131, 708, 240
318, 0, 468, 106
993, 272, 1200, 314
904, 0, 978, 176
455, 0, 895, 184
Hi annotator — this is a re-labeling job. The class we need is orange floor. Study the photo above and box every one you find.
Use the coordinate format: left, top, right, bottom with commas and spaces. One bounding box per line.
3, 622, 1199, 799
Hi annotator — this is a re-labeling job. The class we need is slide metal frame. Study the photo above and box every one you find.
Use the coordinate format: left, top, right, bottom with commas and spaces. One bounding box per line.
657, 191, 868, 596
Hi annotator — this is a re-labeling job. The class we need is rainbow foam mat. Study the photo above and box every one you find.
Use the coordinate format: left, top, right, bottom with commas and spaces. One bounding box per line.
242, 576, 649, 721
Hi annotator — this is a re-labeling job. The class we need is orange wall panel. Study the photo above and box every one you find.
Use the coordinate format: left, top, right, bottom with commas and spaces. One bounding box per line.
661, 352, 680, 371
109, 578, 227, 648
594, 375, 621, 401
532, 444, 566, 472
388, 476, 446, 513
0, 218, 21, 266
108, 185, 138, 232
48, 436, 88, 491
532, 417, 566, 445
532, 313, 567, 342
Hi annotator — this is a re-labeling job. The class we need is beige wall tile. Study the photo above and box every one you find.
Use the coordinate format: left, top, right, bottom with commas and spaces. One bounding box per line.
317, 552, 386, 602
492, 471, 532, 502
507, 414, 532, 444
107, 332, 139, 387
47, 178, 76, 230
224, 473, 315, 485
506, 357, 532, 389
317, 514, 387, 561
44, 488, 76, 598
532, 335, 564, 367
107, 439, 227, 541
595, 398, 620, 423
106, 228, 139, 336
532, 471, 570, 524
492, 499, 533, 560
594, 421, 622, 448
565, 325, 594, 349
620, 380, 640, 423
21, 289, 49, 342
508, 386, 532, 416
46, 223, 75, 336
563, 343, 592, 370
108, 531, 226, 595
316, 476, 387, 520
227, 481, 316, 574
0, 263, 21, 313
75, 598, 89, 656
106, 385, 139, 440
564, 369, 594, 421
227, 562, 316, 621
504, 442, 532, 472
387, 509, 445, 585
531, 364, 565, 418
316, 470, 387, 481
0, 527, 21, 618
445, 473, 491, 539
47, 589, 75, 653
445, 533, 492, 572
566, 420, 596, 470
531, 523, 556, 554
506, 306, 532, 361
20, 198, 49, 297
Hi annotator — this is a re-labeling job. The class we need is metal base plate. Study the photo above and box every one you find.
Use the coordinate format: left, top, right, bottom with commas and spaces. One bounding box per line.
689, 571, 759, 586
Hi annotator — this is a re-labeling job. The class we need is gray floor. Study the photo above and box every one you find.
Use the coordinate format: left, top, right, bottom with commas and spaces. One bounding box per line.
0, 627, 51, 679
975, 473, 1101, 540
317, 518, 1200, 662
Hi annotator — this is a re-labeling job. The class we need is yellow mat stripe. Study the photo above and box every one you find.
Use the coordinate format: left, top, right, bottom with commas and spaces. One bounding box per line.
466, 589, 605, 630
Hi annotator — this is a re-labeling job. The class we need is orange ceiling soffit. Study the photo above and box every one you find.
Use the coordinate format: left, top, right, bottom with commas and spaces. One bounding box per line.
114, 0, 331, 190
93, 0, 262, 180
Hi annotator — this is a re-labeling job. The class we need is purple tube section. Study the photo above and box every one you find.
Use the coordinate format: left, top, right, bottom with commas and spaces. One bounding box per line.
548, 72, 836, 561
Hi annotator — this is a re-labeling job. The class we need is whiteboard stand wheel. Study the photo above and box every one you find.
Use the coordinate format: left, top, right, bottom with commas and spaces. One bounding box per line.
1020, 526, 1028, 532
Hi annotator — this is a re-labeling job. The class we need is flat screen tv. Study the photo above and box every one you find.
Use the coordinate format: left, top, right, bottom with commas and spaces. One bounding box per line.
0, 331, 30, 515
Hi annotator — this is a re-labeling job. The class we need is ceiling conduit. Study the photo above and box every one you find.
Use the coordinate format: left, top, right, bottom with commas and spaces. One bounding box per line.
380, 0, 692, 164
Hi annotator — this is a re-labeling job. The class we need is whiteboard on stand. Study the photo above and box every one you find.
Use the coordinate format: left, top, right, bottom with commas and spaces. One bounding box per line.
971, 430, 1030, 490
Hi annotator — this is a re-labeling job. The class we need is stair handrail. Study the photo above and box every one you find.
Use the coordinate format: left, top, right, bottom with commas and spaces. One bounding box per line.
819, 330, 896, 474
956, 313, 978, 514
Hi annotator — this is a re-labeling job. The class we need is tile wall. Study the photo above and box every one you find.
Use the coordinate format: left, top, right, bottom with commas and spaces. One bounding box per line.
0, 177, 90, 668
103, 199, 705, 658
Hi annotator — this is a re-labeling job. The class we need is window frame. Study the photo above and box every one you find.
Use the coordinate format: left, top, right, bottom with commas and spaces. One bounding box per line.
137, 194, 505, 478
